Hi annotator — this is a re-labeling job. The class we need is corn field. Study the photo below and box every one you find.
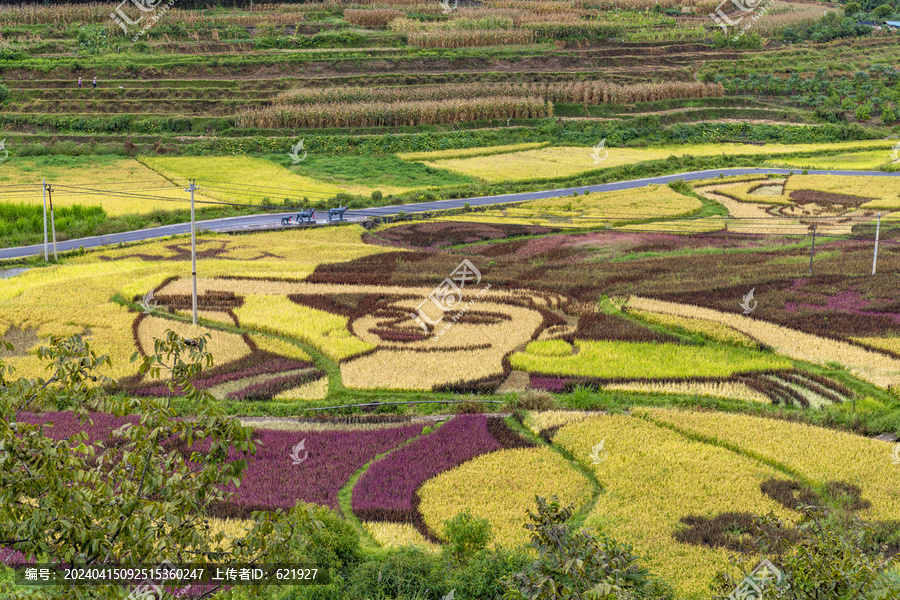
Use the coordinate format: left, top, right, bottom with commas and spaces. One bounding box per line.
237, 97, 551, 129
344, 8, 405, 27
0, 3, 112, 25
274, 80, 723, 107
389, 15, 517, 33
407, 29, 536, 47
0, 3, 310, 27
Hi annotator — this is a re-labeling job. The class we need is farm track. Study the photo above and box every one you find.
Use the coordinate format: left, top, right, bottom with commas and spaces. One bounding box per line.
0, 48, 742, 82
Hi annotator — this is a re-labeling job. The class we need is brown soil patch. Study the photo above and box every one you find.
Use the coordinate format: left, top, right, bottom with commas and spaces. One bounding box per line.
1, 326, 39, 357
788, 189, 873, 208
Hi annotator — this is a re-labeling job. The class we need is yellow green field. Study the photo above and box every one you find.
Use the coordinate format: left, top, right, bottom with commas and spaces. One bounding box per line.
138, 155, 343, 205
0, 156, 213, 216
410, 140, 896, 183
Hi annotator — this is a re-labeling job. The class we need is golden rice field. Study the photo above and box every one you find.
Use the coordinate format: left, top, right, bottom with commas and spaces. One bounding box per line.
0, 156, 212, 216
235, 295, 374, 362
138, 155, 343, 206
602, 380, 770, 403
0, 226, 386, 380
785, 174, 900, 209
522, 409, 592, 435
433, 184, 701, 228
706, 180, 792, 205
555, 413, 796, 599
417, 446, 592, 548
627, 308, 758, 347
627, 296, 900, 388
363, 521, 441, 552
773, 150, 899, 171
639, 408, 900, 523
410, 140, 895, 183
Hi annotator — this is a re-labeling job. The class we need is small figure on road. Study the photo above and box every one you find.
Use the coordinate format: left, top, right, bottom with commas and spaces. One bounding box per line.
78, 76, 82, 88
92, 76, 98, 89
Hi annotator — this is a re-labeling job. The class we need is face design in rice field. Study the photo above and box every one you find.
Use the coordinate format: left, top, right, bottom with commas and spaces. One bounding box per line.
150, 277, 551, 391
342, 292, 548, 390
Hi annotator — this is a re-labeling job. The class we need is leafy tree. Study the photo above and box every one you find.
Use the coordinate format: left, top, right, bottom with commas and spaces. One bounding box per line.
714, 507, 900, 600
504, 496, 659, 600
882, 106, 897, 125
0, 333, 316, 599
844, 1, 863, 15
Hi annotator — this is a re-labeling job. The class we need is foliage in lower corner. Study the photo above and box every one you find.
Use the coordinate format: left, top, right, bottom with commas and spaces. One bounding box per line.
503, 495, 669, 600
712, 506, 900, 600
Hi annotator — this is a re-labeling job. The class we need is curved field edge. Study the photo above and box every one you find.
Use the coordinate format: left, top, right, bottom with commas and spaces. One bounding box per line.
338, 423, 436, 552
553, 412, 800, 599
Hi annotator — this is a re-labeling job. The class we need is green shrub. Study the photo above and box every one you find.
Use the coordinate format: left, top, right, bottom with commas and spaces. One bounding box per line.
444, 509, 493, 563
515, 389, 557, 411
447, 547, 531, 600
504, 496, 655, 600
856, 104, 873, 122
371, 189, 383, 201
872, 4, 893, 17
714, 507, 898, 599
882, 106, 897, 125
0, 84, 9, 104
844, 1, 863, 15
344, 547, 449, 599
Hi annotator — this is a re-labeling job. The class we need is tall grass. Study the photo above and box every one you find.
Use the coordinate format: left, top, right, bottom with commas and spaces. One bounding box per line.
0, 203, 106, 246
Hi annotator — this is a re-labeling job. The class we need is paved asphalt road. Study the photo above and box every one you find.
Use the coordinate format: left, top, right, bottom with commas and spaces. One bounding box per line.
2, 167, 898, 261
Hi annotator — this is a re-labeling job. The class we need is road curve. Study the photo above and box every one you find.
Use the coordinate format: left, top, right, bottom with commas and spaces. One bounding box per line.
2, 168, 898, 261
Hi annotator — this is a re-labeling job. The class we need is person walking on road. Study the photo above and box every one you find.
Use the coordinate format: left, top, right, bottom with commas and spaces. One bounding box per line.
92, 76, 97, 89
78, 76, 82, 88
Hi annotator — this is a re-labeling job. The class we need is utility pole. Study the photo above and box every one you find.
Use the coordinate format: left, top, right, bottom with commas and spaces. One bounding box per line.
808, 222, 816, 275
42, 179, 48, 262
186, 179, 199, 326
46, 183, 58, 261
872, 212, 881, 275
